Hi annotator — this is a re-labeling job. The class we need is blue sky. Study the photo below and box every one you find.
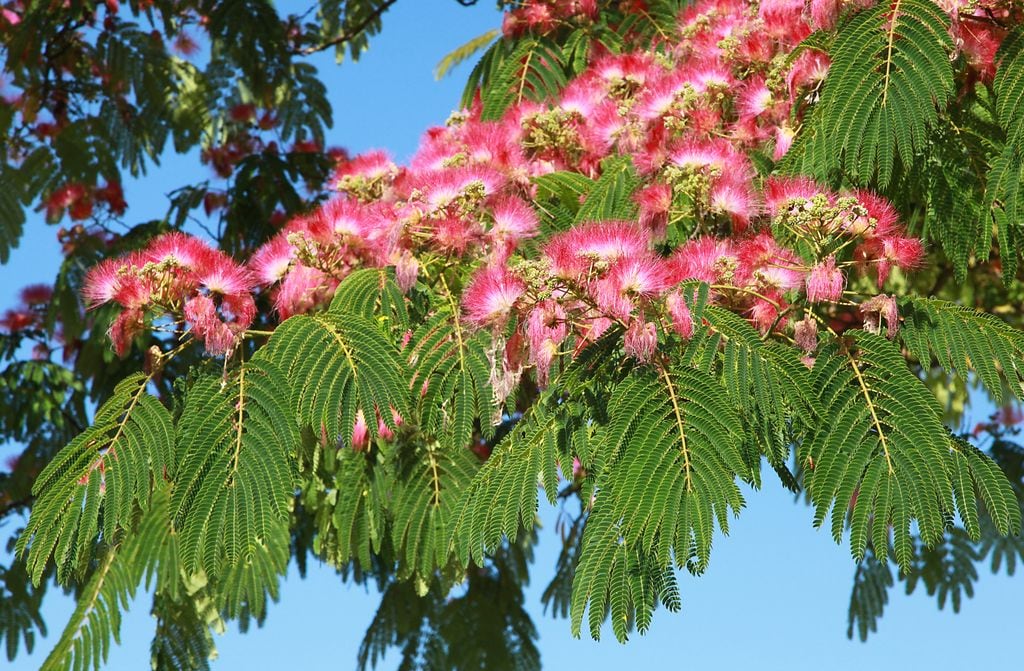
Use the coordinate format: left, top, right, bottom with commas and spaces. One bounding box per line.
3, 2, 1022, 669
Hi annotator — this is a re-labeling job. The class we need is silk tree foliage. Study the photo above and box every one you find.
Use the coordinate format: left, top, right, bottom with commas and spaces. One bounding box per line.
3, 0, 1024, 669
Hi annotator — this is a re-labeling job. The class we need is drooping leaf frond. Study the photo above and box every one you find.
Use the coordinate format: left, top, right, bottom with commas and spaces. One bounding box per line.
40, 485, 176, 671
149, 591, 217, 671
448, 402, 563, 568
481, 37, 568, 121
172, 358, 298, 580
328, 267, 410, 337
409, 302, 497, 450
702, 305, 812, 487
802, 332, 1002, 570
435, 29, 500, 81
900, 297, 1024, 403
904, 529, 981, 614
389, 438, 480, 583
571, 361, 746, 641
18, 373, 173, 585
791, 0, 954, 186
264, 311, 410, 447
323, 447, 389, 569
846, 548, 894, 642
988, 28, 1024, 278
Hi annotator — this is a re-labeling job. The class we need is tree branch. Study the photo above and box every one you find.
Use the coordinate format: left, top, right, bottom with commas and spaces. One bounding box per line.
297, 0, 400, 56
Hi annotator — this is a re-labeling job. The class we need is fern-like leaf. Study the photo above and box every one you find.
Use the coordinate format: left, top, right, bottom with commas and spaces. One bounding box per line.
328, 267, 410, 338
435, 28, 500, 80
986, 28, 1024, 283
571, 361, 746, 640
805, 332, 958, 569
40, 485, 175, 671
481, 37, 567, 121
793, 0, 954, 186
389, 438, 480, 583
264, 311, 410, 447
900, 297, 1024, 403
172, 358, 297, 579
409, 301, 497, 450
448, 402, 564, 568
17, 373, 173, 585
846, 548, 894, 641
574, 156, 640, 223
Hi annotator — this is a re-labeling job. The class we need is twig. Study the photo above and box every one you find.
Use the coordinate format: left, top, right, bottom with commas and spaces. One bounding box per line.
297, 0, 399, 56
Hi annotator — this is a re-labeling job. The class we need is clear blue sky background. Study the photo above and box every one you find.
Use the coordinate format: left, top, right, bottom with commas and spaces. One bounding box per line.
2, 2, 1021, 669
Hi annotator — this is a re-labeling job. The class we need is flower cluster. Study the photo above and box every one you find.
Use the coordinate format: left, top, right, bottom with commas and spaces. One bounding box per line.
83, 233, 256, 355
86, 1, 946, 383
501, 0, 599, 37
1, 284, 60, 360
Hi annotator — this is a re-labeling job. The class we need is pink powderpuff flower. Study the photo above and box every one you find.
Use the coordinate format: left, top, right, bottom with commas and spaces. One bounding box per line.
624, 319, 658, 363
196, 252, 255, 297
416, 165, 506, 212
793, 315, 819, 354
310, 197, 373, 243
634, 70, 694, 122
736, 234, 804, 291
83, 254, 149, 309
249, 236, 295, 286
805, 256, 844, 303
109, 307, 144, 357
530, 337, 559, 388
748, 291, 787, 334
543, 221, 651, 278
687, 60, 736, 94
219, 292, 257, 331
667, 237, 739, 285
872, 236, 925, 286
184, 295, 235, 355
351, 410, 370, 451
274, 264, 333, 319
591, 51, 658, 90
20, 284, 53, 306
669, 139, 751, 180
144, 232, 216, 271
526, 300, 569, 353
772, 125, 797, 161
995, 404, 1024, 427
574, 315, 614, 356
635, 182, 672, 240
758, 0, 812, 41
392, 250, 419, 292
334, 150, 397, 185
462, 267, 525, 328
457, 121, 521, 168
850, 189, 900, 238
762, 176, 828, 218
431, 215, 481, 256
737, 77, 775, 121
558, 79, 604, 118
488, 195, 539, 247
786, 50, 831, 101
46, 183, 92, 222
807, 0, 842, 30
593, 255, 670, 319
376, 406, 404, 441
958, 17, 1002, 83
580, 100, 630, 156
709, 180, 758, 232
665, 290, 694, 339
0, 309, 35, 333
